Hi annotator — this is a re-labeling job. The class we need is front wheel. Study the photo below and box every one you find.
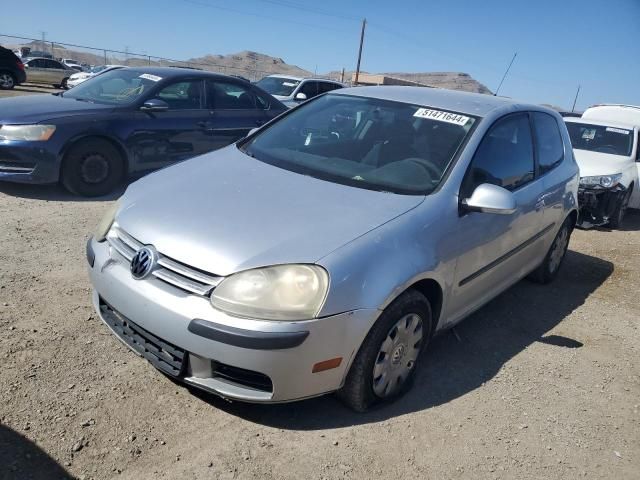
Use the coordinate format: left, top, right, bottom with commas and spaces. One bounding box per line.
337, 290, 432, 412
0, 72, 15, 90
61, 78, 69, 89
529, 217, 573, 284
608, 188, 632, 229
61, 138, 124, 197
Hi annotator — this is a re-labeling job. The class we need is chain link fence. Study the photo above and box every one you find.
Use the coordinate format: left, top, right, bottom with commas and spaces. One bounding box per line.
0, 33, 343, 83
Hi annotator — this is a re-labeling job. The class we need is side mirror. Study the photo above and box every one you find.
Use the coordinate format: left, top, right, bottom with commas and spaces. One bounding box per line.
294, 92, 307, 101
140, 98, 169, 112
461, 183, 516, 215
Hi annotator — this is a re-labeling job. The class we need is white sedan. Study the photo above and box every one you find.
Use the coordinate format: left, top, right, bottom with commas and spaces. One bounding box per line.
67, 65, 124, 88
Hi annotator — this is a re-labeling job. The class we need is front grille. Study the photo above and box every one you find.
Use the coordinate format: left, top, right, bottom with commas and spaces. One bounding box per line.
212, 363, 273, 392
107, 225, 222, 296
99, 299, 186, 377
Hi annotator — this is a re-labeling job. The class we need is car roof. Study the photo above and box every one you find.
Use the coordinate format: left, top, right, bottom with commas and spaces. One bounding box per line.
264, 74, 342, 84
564, 116, 637, 130
120, 66, 246, 80
330, 86, 546, 117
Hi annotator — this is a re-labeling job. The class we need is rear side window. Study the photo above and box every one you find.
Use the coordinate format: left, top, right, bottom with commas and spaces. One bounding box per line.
532, 112, 564, 173
207, 80, 259, 110
45, 60, 63, 69
464, 113, 534, 194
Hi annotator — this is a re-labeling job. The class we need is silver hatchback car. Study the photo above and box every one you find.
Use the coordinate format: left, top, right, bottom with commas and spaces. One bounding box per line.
87, 87, 579, 411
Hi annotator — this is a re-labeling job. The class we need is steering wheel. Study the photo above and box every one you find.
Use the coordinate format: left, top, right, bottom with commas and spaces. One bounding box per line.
406, 157, 442, 180
593, 145, 619, 154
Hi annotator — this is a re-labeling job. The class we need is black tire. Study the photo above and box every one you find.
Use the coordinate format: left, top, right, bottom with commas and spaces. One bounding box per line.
529, 216, 573, 284
608, 187, 632, 229
61, 138, 124, 197
0, 71, 15, 90
61, 77, 69, 89
337, 290, 432, 412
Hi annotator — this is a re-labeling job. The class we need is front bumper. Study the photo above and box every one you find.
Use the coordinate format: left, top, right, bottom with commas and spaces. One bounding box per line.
577, 184, 626, 228
0, 141, 59, 184
87, 237, 379, 403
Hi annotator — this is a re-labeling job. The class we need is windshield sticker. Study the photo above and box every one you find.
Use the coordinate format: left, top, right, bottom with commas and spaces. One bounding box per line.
139, 73, 162, 82
413, 108, 470, 126
582, 129, 596, 140
606, 127, 630, 135
282, 81, 297, 87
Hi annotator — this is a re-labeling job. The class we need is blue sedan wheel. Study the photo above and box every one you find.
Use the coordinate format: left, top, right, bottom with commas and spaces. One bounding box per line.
61, 138, 124, 197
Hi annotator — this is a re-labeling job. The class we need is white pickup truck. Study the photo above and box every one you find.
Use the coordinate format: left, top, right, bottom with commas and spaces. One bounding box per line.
564, 104, 640, 228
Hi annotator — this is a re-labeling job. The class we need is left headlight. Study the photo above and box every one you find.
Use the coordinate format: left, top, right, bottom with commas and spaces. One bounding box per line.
0, 125, 56, 141
211, 264, 329, 321
579, 174, 622, 189
94, 200, 121, 242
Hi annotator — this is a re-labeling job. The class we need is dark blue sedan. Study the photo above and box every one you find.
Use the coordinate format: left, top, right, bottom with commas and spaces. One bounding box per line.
0, 67, 286, 195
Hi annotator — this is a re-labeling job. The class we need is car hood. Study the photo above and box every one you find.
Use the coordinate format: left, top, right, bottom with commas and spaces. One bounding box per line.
0, 94, 113, 124
117, 146, 424, 276
574, 149, 633, 177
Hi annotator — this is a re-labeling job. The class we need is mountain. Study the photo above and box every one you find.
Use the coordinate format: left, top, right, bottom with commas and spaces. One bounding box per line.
6, 41, 491, 92
381, 72, 492, 94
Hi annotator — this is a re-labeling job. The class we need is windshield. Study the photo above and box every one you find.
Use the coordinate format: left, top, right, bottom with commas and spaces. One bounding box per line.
240, 94, 476, 195
255, 76, 300, 96
64, 69, 160, 105
566, 122, 633, 157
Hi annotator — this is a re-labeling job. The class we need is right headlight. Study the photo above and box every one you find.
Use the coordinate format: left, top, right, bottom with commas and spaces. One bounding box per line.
94, 199, 121, 242
210, 264, 329, 321
579, 174, 622, 189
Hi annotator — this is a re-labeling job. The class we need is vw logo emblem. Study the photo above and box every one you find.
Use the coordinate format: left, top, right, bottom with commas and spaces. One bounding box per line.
130, 246, 157, 280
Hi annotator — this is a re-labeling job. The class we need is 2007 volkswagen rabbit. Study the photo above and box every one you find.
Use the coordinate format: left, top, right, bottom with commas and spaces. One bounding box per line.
87, 87, 579, 411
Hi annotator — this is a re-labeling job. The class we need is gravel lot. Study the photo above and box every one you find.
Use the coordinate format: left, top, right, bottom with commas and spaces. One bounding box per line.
0, 89, 638, 480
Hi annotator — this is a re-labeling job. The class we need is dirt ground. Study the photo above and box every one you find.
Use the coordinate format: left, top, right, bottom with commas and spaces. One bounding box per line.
0, 89, 639, 480
0, 83, 63, 98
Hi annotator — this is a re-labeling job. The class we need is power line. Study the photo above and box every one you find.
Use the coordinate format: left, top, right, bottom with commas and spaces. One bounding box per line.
178, 0, 352, 34
249, 0, 359, 22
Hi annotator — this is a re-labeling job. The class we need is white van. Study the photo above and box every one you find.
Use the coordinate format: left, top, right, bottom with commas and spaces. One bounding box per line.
565, 104, 640, 228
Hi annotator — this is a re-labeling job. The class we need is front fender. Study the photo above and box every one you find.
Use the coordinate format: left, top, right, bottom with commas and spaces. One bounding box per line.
316, 203, 456, 320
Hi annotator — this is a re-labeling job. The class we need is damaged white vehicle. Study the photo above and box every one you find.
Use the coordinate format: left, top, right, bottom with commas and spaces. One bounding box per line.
564, 115, 640, 228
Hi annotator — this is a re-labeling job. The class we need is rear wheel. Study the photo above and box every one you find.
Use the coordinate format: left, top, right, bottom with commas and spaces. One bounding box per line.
337, 290, 432, 412
61, 78, 69, 89
529, 216, 572, 284
609, 187, 632, 229
61, 138, 124, 197
0, 72, 15, 90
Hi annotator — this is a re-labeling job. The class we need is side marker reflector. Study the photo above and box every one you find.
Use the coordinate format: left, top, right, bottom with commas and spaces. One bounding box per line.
312, 357, 342, 373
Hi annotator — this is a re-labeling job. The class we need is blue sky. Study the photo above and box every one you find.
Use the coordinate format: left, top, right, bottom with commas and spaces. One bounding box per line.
2, 0, 639, 110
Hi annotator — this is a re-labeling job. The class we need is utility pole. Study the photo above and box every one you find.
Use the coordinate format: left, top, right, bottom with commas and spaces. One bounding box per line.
571, 85, 581, 113
40, 31, 46, 53
494, 52, 517, 96
354, 18, 366, 85
340, 67, 345, 83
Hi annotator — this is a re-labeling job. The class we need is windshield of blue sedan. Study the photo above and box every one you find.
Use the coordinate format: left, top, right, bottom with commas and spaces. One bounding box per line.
64, 69, 161, 105
566, 122, 633, 157
240, 94, 476, 195
255, 76, 300, 96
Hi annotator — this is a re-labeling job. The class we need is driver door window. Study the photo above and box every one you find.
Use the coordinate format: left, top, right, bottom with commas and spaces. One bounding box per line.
298, 81, 318, 99
155, 80, 204, 110
463, 113, 535, 197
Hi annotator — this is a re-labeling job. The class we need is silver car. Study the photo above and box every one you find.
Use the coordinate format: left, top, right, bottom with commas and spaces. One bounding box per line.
87, 87, 579, 411
23, 57, 75, 88
255, 75, 343, 108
